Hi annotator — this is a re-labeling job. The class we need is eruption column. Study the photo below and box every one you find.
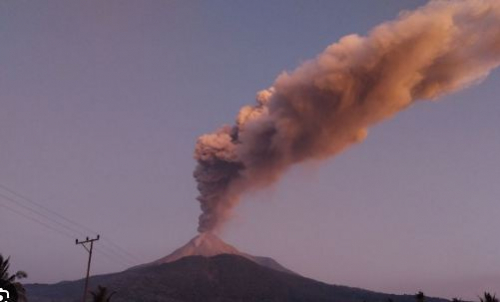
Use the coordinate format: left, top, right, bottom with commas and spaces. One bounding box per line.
194, 0, 500, 233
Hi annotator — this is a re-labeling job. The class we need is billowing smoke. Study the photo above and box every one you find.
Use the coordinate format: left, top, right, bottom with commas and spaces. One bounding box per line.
194, 0, 500, 233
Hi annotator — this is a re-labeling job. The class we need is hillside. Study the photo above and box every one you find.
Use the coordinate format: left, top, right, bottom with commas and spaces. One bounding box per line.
26, 254, 450, 302
131, 232, 296, 275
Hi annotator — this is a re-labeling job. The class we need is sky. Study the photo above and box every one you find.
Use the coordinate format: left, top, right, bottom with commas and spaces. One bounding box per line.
1, 0, 499, 300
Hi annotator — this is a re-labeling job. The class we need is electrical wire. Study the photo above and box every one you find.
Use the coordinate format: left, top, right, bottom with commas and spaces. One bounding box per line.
0, 200, 133, 268
0, 202, 75, 240
0, 183, 143, 267
0, 182, 143, 262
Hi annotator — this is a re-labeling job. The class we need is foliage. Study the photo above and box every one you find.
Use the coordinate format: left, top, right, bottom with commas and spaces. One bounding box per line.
0, 254, 28, 302
90, 285, 116, 302
415, 291, 425, 302
480, 292, 498, 302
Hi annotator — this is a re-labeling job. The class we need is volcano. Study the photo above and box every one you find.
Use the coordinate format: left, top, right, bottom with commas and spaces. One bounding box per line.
132, 232, 296, 275
25, 235, 450, 302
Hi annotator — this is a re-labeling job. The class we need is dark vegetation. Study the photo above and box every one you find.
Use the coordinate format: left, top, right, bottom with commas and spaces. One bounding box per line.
89, 285, 116, 302
0, 254, 28, 302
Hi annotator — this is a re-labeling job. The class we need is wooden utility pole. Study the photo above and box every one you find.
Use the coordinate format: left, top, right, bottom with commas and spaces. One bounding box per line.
76, 235, 99, 302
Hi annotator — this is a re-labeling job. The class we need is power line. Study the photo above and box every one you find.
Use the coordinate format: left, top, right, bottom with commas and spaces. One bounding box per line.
0, 201, 132, 267
0, 199, 135, 265
0, 202, 75, 240
0, 183, 98, 235
94, 246, 132, 267
101, 237, 142, 263
0, 184, 142, 266
0, 183, 141, 263
0, 192, 88, 237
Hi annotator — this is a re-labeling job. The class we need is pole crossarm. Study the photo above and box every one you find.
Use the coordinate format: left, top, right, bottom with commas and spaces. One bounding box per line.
76, 235, 100, 302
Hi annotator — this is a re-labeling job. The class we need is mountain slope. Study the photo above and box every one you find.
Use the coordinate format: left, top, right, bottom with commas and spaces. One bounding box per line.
150, 233, 240, 263
26, 254, 450, 302
132, 232, 296, 275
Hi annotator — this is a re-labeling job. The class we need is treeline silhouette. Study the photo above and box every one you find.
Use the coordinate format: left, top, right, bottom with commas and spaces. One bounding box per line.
383, 291, 498, 302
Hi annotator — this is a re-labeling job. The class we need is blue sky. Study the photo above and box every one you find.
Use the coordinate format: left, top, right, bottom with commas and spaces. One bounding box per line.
1, 1, 499, 299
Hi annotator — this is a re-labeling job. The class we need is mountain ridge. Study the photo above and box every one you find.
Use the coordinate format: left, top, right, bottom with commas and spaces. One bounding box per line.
25, 235, 453, 301
26, 254, 451, 302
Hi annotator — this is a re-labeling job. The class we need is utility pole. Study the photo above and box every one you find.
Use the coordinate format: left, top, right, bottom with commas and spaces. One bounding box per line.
76, 235, 100, 302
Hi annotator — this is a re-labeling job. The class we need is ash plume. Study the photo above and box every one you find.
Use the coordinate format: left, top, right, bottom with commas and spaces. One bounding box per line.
194, 0, 500, 233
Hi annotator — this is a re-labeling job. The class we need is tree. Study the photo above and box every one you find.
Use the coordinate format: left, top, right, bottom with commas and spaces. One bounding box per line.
479, 292, 498, 302
0, 254, 28, 302
90, 285, 116, 302
415, 291, 425, 302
